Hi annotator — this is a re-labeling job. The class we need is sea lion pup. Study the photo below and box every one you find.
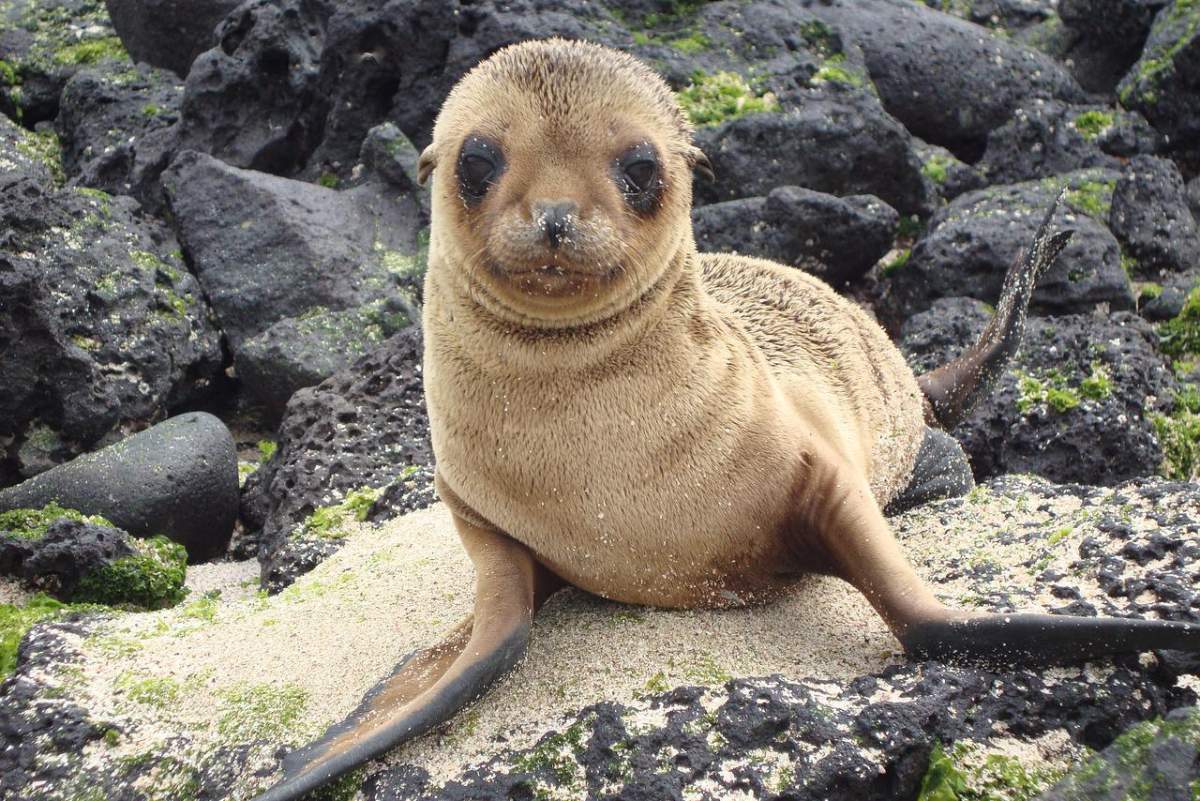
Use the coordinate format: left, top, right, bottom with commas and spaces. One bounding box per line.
251, 39, 1200, 801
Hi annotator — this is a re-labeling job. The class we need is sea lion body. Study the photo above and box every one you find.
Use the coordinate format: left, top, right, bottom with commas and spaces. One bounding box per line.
250, 39, 1200, 801
426, 246, 925, 608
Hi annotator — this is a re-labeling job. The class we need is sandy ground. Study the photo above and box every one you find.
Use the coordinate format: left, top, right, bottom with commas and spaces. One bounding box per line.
28, 479, 1177, 799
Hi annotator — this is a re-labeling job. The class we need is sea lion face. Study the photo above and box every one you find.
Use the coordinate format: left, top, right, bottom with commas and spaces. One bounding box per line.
422, 39, 708, 327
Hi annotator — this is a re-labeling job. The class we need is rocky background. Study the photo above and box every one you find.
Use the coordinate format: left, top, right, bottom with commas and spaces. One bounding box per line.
1, 0, 1199, 799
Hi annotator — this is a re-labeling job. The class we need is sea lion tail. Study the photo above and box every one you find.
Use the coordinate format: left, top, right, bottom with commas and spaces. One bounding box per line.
916, 192, 1074, 430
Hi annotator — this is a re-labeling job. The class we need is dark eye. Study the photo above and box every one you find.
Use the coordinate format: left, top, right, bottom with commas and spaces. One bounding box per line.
458, 135, 505, 204
614, 142, 663, 214
623, 159, 657, 193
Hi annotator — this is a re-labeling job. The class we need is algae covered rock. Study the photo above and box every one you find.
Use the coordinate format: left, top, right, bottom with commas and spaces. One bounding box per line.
978, 101, 1161, 185
879, 170, 1135, 328
901, 299, 1175, 485
0, 159, 223, 484
1117, 0, 1200, 162
0, 0, 128, 126
691, 186, 899, 288
55, 60, 184, 213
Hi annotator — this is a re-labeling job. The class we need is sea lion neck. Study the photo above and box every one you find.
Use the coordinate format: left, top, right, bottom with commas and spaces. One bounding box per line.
425, 241, 702, 375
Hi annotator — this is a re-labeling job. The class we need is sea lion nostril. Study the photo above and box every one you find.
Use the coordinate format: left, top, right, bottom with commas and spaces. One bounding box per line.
535, 201, 577, 249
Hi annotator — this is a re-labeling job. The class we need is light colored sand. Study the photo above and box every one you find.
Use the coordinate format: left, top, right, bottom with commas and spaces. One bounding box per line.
30, 478, 1193, 800
183, 557, 260, 602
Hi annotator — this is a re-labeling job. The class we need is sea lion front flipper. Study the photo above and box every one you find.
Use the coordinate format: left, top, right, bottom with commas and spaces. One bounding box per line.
799, 452, 1200, 667
248, 518, 556, 801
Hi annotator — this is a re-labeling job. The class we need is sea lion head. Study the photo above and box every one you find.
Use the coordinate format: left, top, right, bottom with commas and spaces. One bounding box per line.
421, 38, 711, 328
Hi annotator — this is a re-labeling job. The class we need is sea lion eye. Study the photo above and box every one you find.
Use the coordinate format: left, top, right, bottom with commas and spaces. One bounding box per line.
614, 142, 663, 213
623, 159, 657, 193
457, 135, 505, 204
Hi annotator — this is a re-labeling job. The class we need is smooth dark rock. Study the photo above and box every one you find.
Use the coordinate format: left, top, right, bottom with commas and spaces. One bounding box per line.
1109, 155, 1200, 279
1141, 285, 1190, 321
0, 143, 223, 485
240, 328, 435, 588
359, 123, 425, 196
0, 413, 238, 562
692, 96, 931, 217
808, 0, 1084, 159
879, 170, 1135, 328
691, 187, 898, 287
978, 101, 1161, 184
55, 62, 184, 214
901, 300, 1174, 485
1187, 175, 1200, 221
103, 0, 240, 77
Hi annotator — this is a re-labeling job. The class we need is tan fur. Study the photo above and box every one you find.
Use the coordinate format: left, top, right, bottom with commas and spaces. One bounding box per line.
422, 39, 926, 610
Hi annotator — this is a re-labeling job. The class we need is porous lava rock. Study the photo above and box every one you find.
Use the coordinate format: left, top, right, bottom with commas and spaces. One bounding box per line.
1109, 154, 1200, 280
55, 61, 184, 214
240, 327, 434, 588
977, 101, 1161, 185
1058, 0, 1171, 92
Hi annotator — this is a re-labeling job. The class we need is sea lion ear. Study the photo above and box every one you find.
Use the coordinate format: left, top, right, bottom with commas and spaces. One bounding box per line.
417, 145, 438, 186
687, 145, 715, 182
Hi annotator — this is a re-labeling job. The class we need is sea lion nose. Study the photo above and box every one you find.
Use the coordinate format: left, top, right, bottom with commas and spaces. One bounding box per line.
534, 200, 578, 249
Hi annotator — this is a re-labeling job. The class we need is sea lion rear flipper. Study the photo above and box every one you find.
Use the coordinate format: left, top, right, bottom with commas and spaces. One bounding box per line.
248, 519, 557, 801
918, 191, 1075, 429
800, 452, 1200, 668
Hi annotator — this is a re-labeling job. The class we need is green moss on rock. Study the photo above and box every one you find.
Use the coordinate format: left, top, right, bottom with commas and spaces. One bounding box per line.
676, 70, 778, 126
1072, 110, 1115, 140
53, 36, 127, 66
0, 502, 113, 540
813, 53, 866, 87
917, 741, 1069, 801
293, 486, 384, 541
1063, 179, 1116, 219
74, 536, 188, 609
0, 593, 68, 678
1149, 398, 1200, 481
1159, 287, 1200, 357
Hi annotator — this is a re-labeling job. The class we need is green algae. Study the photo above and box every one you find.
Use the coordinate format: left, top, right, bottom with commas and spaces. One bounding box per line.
74, 535, 188, 609
293, 486, 384, 541
1159, 286, 1200, 357
116, 672, 181, 708
1072, 110, 1115, 140
1063, 179, 1115, 219
922, 153, 954, 185
53, 36, 127, 66
0, 593, 68, 678
14, 127, 65, 185
258, 440, 278, 462
0, 502, 112, 540
812, 53, 865, 87
676, 70, 779, 126
917, 741, 1070, 801
1149, 401, 1200, 481
217, 682, 309, 741
883, 249, 911, 277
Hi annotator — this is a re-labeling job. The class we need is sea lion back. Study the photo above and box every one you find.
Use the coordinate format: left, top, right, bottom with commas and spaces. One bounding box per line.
698, 252, 926, 505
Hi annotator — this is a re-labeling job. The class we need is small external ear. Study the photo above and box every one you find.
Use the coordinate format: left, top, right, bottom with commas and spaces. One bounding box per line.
417, 145, 437, 186
687, 145, 715, 182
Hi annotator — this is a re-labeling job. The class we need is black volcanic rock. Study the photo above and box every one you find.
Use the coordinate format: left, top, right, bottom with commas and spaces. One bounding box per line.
103, 0, 241, 77
1109, 155, 1200, 280
692, 187, 898, 287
